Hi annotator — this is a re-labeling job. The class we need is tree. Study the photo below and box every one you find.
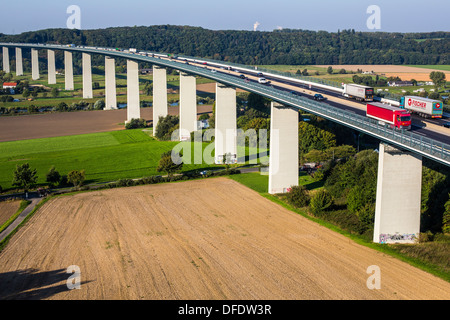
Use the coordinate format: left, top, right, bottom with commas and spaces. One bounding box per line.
155, 115, 179, 140
94, 99, 105, 110
67, 170, 86, 188
51, 87, 59, 98
327, 66, 333, 74
22, 89, 30, 98
156, 151, 183, 178
443, 194, 450, 234
310, 189, 333, 214
125, 118, 147, 129
46, 166, 61, 188
12, 163, 38, 193
429, 71, 446, 89
285, 185, 310, 208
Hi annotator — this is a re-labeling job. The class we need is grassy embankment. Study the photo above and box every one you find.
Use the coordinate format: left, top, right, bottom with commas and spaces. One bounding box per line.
228, 172, 450, 282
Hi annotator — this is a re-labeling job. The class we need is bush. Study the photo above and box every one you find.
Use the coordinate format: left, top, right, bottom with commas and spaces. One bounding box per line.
46, 166, 61, 188
286, 185, 310, 208
310, 189, 333, 214
125, 118, 147, 129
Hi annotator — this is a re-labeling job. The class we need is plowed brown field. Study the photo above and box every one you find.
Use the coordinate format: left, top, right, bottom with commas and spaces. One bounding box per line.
0, 178, 448, 300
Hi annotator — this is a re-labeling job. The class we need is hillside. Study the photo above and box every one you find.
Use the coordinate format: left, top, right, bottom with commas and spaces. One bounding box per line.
0, 26, 449, 66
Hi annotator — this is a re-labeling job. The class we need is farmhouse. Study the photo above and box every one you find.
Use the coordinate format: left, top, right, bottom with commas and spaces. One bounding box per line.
388, 81, 413, 87
2, 82, 17, 89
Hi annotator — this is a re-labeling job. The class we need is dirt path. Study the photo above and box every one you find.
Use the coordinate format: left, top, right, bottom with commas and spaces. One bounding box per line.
0, 178, 448, 300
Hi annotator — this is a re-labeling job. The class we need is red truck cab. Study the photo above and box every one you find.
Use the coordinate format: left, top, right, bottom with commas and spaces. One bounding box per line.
366, 102, 412, 130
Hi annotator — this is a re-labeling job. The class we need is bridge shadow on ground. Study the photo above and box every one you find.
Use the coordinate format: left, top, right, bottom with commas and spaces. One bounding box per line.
0, 268, 92, 300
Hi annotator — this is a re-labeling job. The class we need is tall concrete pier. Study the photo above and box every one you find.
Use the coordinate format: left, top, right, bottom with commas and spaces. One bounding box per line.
215, 83, 237, 164
152, 65, 168, 135
82, 53, 93, 99
64, 51, 74, 91
373, 143, 423, 244
2, 47, 9, 73
15, 48, 23, 76
105, 56, 117, 110
47, 50, 56, 84
268, 102, 299, 194
126, 59, 140, 122
31, 49, 40, 80
179, 72, 197, 140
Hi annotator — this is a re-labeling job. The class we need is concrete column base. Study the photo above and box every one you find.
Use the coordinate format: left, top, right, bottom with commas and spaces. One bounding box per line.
64, 51, 74, 91
105, 56, 117, 110
47, 50, 56, 84
215, 83, 237, 164
152, 66, 168, 135
268, 102, 299, 194
373, 143, 422, 244
31, 49, 40, 80
179, 72, 197, 141
126, 59, 140, 123
82, 53, 93, 99
15, 48, 23, 76
2, 47, 9, 73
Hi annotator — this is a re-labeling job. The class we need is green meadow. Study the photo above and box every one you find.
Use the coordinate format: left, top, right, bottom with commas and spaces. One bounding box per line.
0, 129, 226, 190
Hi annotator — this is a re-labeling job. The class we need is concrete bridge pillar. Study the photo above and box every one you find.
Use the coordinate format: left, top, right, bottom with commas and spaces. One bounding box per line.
126, 59, 140, 123
268, 102, 299, 194
105, 56, 117, 110
31, 48, 39, 80
215, 83, 237, 164
64, 51, 74, 91
2, 47, 9, 73
179, 72, 197, 140
15, 48, 23, 76
152, 65, 168, 136
47, 50, 56, 84
82, 53, 93, 99
373, 143, 422, 244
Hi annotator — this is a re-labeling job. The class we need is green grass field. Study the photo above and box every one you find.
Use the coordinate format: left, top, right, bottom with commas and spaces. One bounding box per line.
228, 171, 323, 194
0, 129, 225, 190
407, 65, 450, 72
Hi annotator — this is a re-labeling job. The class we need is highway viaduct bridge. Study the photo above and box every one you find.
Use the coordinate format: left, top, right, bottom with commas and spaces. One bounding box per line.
1, 43, 450, 244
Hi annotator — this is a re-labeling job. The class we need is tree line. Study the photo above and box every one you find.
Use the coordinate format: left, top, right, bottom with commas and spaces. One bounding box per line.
0, 26, 449, 66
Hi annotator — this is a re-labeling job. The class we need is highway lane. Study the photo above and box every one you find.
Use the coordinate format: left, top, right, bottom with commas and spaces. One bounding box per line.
172, 58, 450, 145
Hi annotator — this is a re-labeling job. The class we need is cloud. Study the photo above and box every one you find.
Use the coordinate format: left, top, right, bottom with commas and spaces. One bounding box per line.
253, 21, 260, 31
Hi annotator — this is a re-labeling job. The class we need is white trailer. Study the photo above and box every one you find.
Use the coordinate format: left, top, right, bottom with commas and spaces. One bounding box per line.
343, 83, 374, 102
400, 96, 443, 118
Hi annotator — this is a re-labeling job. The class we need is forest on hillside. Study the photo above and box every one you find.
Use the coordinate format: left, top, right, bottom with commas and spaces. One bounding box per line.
0, 26, 449, 66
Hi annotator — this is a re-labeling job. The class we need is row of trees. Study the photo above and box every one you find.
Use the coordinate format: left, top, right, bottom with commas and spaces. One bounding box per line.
1, 26, 448, 66
1, 163, 86, 195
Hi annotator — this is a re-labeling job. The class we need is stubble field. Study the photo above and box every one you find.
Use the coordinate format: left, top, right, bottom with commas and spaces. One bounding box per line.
0, 178, 448, 300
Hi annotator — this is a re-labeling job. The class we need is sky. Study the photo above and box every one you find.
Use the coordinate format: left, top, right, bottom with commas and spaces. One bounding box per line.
1, 0, 448, 34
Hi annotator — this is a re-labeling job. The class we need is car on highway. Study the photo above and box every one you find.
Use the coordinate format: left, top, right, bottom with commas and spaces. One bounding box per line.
258, 77, 269, 84
313, 94, 326, 101
239, 74, 246, 79
211, 69, 216, 73
443, 122, 450, 128
256, 72, 263, 77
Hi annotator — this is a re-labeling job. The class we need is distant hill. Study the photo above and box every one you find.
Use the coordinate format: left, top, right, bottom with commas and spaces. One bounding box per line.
0, 25, 449, 66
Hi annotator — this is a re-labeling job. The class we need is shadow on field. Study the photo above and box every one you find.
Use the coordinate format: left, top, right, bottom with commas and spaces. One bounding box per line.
0, 268, 92, 300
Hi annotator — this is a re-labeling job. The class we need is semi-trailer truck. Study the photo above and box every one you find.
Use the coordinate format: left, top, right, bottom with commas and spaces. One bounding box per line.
366, 102, 412, 130
399, 96, 443, 119
343, 84, 374, 102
